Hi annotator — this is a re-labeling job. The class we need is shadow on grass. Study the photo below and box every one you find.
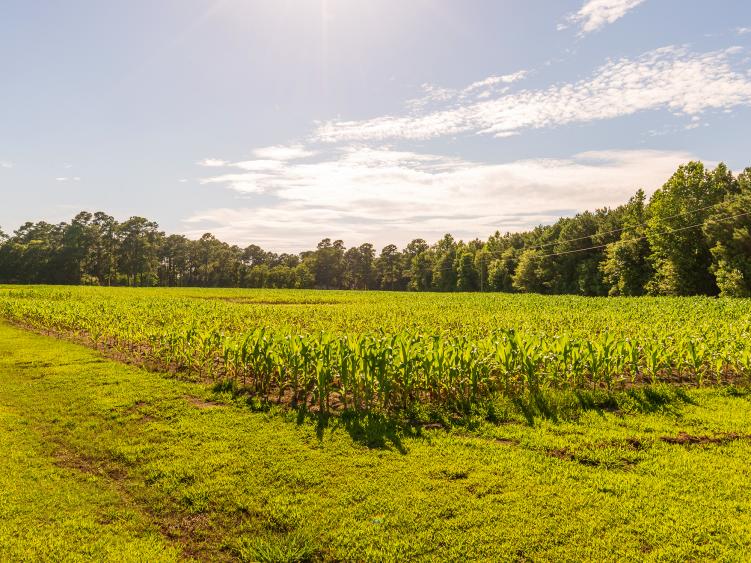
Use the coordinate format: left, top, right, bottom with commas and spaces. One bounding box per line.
212, 380, 416, 453
510, 384, 700, 425
513, 393, 559, 425
291, 407, 413, 454
337, 411, 414, 454
212, 378, 731, 443
723, 385, 751, 398
629, 386, 694, 412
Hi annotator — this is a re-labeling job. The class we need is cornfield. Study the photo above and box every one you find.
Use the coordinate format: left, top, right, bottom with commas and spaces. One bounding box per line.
2, 286, 750, 413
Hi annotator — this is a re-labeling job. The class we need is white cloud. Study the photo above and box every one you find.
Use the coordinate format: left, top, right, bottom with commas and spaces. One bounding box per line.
314, 46, 751, 142
189, 147, 697, 251
564, 0, 646, 36
178, 178, 188, 183
55, 177, 68, 182
0, 160, 13, 169
406, 71, 527, 112
406, 83, 458, 112
252, 144, 315, 160
737, 27, 751, 35
234, 159, 284, 172
464, 70, 528, 93
198, 158, 229, 167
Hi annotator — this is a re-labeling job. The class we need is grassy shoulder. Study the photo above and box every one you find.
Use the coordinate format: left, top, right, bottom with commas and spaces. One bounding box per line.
0, 338, 180, 561
1, 322, 751, 562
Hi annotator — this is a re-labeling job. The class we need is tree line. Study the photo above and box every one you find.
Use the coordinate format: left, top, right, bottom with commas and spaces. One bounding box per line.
1, 161, 750, 296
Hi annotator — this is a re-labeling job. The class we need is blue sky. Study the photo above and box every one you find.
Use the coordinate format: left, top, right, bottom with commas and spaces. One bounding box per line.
2, 0, 751, 251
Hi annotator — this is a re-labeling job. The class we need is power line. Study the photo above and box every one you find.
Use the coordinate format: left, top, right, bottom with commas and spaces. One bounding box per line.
503, 193, 740, 253
427, 208, 751, 272
535, 209, 751, 260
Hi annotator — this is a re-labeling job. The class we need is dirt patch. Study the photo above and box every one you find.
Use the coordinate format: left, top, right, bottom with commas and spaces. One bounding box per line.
54, 447, 128, 482
623, 437, 646, 450
611, 437, 648, 451
660, 431, 747, 446
162, 513, 210, 537
452, 431, 520, 447
546, 446, 634, 469
123, 400, 157, 422
124, 400, 148, 414
494, 437, 519, 446
441, 468, 470, 480
158, 513, 234, 561
547, 447, 573, 461
184, 395, 225, 409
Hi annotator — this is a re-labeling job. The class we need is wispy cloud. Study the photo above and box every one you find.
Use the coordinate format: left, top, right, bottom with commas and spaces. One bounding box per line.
465, 71, 529, 91
562, 0, 646, 36
0, 160, 13, 169
737, 27, 751, 35
314, 46, 751, 142
197, 146, 314, 170
407, 70, 529, 111
252, 144, 315, 160
197, 158, 229, 167
190, 147, 697, 251
55, 177, 81, 182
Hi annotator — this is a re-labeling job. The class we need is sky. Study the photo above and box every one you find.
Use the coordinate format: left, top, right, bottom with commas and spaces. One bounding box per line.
1, 0, 751, 252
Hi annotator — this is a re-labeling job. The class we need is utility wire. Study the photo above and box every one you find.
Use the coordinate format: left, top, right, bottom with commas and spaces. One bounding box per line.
427, 208, 751, 272
533, 209, 751, 260
503, 193, 742, 253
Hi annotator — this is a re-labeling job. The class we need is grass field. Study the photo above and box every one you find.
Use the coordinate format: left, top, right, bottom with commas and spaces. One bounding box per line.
1, 288, 751, 560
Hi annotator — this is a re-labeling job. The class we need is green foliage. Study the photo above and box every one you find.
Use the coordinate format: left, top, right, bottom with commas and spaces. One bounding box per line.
601, 190, 653, 296
431, 234, 458, 291
703, 168, 751, 297
376, 244, 402, 290
713, 262, 749, 297
3, 287, 750, 416
646, 162, 733, 295
512, 250, 548, 292
487, 254, 513, 291
455, 250, 479, 291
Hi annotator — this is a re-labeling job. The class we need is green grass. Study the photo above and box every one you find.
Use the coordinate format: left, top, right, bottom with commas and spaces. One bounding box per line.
2, 321, 751, 561
0, 333, 180, 561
